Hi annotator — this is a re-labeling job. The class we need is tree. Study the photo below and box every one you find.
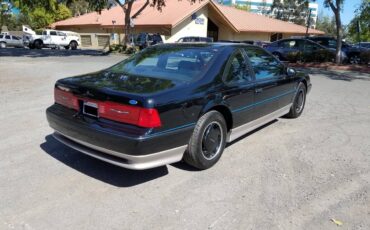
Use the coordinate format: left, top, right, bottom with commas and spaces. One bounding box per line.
84, 0, 200, 45
68, 0, 90, 16
347, 0, 370, 43
324, 0, 344, 64
316, 14, 336, 37
27, 4, 71, 29
234, 4, 251, 11
270, 0, 310, 26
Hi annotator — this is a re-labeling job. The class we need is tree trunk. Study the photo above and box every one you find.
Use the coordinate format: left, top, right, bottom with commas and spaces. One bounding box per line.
334, 10, 343, 64
123, 1, 134, 46
328, 1, 343, 64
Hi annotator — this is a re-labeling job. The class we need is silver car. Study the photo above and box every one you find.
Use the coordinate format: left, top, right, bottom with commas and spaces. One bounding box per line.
0, 34, 24, 48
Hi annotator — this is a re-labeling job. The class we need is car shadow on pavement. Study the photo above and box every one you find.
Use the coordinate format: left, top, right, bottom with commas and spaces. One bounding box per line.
0, 48, 107, 58
227, 120, 278, 147
40, 135, 169, 187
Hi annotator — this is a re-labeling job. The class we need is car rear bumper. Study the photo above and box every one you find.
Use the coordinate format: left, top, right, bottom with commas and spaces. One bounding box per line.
46, 104, 192, 170
52, 132, 186, 170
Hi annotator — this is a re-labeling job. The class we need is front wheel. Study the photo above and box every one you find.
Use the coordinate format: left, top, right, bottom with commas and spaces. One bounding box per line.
183, 111, 227, 170
349, 55, 360, 64
285, 82, 306, 118
34, 40, 43, 49
0, 42, 6, 48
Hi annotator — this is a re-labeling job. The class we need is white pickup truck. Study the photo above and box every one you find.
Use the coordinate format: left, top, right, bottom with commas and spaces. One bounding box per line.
23, 26, 80, 50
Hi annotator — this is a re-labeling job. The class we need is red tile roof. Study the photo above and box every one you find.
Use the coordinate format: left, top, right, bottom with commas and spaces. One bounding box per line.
213, 3, 324, 34
52, 0, 324, 35
52, 0, 208, 28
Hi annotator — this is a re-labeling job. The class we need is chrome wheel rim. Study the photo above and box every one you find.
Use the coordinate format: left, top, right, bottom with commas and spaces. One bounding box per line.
201, 121, 223, 160
295, 89, 305, 113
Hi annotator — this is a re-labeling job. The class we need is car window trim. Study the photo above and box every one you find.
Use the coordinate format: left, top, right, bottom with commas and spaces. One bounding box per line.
222, 48, 254, 86
242, 46, 285, 82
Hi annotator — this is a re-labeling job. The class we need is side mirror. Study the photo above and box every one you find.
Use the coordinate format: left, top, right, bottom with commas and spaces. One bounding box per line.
287, 67, 296, 77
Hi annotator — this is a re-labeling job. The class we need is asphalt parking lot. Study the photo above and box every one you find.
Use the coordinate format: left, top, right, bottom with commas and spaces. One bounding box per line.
1, 49, 369, 230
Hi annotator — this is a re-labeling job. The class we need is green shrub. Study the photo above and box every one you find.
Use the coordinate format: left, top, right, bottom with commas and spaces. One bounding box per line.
124, 46, 137, 54
109, 44, 126, 53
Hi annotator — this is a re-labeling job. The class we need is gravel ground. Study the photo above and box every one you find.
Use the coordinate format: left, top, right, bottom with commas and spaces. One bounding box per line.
1, 50, 369, 230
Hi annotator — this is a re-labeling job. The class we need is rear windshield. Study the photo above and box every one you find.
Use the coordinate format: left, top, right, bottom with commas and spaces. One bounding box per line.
109, 46, 220, 82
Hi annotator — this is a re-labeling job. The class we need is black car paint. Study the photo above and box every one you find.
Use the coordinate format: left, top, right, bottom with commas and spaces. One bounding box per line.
46, 43, 310, 158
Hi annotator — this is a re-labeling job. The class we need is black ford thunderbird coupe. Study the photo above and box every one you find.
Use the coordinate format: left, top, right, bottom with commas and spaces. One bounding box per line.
46, 43, 311, 170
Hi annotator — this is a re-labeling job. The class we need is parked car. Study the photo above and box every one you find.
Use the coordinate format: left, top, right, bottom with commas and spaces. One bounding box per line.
219, 40, 270, 48
356, 42, 370, 49
265, 38, 347, 62
23, 26, 80, 50
46, 43, 311, 170
0, 34, 24, 48
134, 32, 163, 50
177, 36, 213, 43
307, 36, 366, 64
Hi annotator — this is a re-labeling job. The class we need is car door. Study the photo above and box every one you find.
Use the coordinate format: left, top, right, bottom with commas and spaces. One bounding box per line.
57, 31, 68, 46
5, 35, 14, 46
11, 36, 23, 47
221, 48, 255, 128
243, 46, 295, 119
49, 31, 59, 46
280, 39, 303, 59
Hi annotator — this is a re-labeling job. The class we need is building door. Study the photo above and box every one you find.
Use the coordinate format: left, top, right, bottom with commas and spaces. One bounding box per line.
207, 18, 219, 42
270, 33, 283, 42
97, 35, 110, 48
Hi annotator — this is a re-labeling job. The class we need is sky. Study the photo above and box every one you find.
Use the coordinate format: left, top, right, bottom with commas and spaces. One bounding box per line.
315, 0, 363, 25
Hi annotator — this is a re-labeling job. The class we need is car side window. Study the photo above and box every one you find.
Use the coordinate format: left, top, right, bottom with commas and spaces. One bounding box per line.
50, 31, 57, 36
5, 35, 10, 39
12, 36, 19, 40
57, 32, 66, 36
224, 50, 251, 84
304, 41, 322, 52
244, 47, 283, 80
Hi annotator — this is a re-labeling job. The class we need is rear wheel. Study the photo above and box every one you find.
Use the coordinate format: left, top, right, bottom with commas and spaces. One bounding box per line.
70, 41, 78, 50
0, 42, 6, 48
285, 82, 306, 118
183, 111, 227, 170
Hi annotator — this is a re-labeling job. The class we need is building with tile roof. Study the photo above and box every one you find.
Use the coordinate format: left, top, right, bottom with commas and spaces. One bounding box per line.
51, 0, 324, 49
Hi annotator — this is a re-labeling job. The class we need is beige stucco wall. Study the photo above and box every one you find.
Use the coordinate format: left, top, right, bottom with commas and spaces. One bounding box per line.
167, 6, 208, 42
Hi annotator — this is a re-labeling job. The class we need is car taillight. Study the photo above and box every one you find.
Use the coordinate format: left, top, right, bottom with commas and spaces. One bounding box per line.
54, 88, 79, 110
99, 101, 161, 128
137, 108, 162, 128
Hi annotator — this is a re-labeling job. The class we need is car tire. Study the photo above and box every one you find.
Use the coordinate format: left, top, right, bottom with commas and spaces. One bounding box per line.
183, 111, 227, 170
285, 82, 306, 119
349, 54, 360, 64
34, 40, 43, 49
0, 42, 6, 48
70, 41, 78, 50
64, 46, 70, 50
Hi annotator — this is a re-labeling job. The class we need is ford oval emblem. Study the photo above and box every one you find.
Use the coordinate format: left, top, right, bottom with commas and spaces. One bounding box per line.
129, 100, 138, 105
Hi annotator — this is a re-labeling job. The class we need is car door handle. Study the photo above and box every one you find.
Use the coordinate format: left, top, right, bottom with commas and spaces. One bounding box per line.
255, 88, 263, 93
